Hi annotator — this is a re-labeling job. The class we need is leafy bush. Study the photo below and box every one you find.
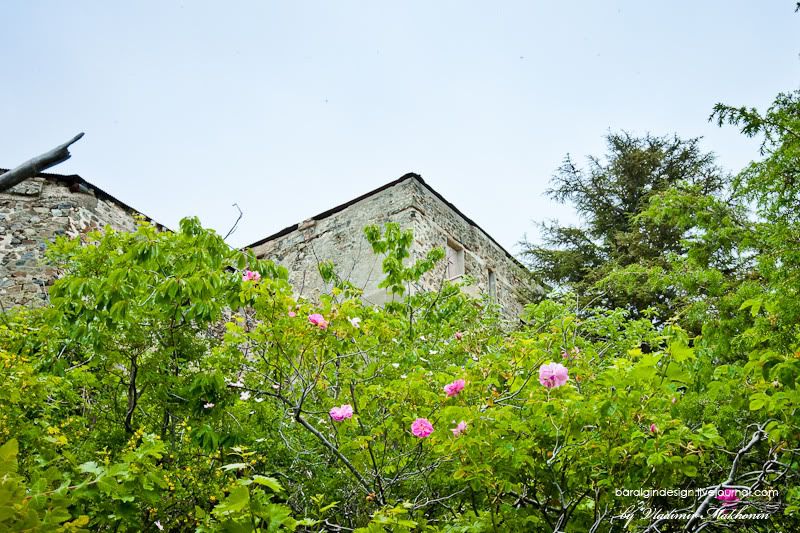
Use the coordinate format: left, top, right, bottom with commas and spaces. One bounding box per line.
2, 91, 800, 531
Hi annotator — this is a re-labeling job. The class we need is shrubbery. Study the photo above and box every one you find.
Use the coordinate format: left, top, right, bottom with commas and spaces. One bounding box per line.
2, 91, 800, 531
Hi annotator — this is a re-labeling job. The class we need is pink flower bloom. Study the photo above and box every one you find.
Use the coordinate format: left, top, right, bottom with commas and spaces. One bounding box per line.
443, 379, 466, 397
451, 421, 467, 437
454, 332, 463, 340
308, 313, 329, 329
539, 362, 569, 389
717, 489, 739, 506
288, 311, 296, 318
329, 404, 353, 421
411, 418, 434, 438
650, 423, 657, 433
242, 270, 261, 282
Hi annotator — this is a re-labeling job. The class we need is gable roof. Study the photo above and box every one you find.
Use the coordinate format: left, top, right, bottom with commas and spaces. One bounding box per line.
2, 167, 525, 271
0, 168, 166, 230
245, 173, 526, 270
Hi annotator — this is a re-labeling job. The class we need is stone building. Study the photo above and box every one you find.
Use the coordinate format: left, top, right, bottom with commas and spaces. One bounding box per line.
0, 170, 143, 308
2, 169, 533, 315
248, 173, 535, 316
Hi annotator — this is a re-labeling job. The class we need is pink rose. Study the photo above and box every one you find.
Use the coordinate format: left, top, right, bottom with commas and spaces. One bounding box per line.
539, 362, 569, 389
717, 489, 739, 506
454, 332, 463, 340
329, 404, 353, 421
411, 418, 434, 438
242, 270, 261, 282
650, 423, 657, 433
308, 313, 329, 329
443, 379, 466, 397
451, 421, 467, 437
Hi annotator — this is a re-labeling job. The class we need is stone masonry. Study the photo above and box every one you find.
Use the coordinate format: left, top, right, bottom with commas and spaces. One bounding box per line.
2, 170, 534, 315
248, 174, 536, 316
0, 172, 139, 308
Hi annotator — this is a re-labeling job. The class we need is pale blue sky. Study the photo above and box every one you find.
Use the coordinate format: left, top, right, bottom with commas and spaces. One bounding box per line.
1, 2, 798, 253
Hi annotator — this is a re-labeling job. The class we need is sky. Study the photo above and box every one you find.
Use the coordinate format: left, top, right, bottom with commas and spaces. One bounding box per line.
1, 2, 798, 254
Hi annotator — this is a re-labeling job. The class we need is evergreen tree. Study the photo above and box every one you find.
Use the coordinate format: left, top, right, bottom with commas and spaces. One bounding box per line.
522, 132, 730, 318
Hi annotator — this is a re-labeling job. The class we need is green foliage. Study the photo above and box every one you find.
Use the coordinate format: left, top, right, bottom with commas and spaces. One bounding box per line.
522, 132, 730, 319
364, 222, 444, 297
2, 91, 800, 531
0, 439, 91, 532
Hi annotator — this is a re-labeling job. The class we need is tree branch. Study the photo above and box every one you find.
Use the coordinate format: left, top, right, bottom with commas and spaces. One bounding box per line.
349, 381, 386, 505
0, 132, 85, 192
224, 203, 243, 240
684, 423, 766, 531
294, 410, 374, 496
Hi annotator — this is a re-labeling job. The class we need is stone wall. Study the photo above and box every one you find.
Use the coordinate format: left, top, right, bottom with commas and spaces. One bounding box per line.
250, 179, 420, 306
1, 172, 533, 315
407, 179, 534, 316
249, 175, 534, 315
0, 176, 138, 308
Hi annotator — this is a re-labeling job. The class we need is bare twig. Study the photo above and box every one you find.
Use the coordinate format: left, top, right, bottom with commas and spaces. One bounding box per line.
224, 203, 243, 240
684, 423, 767, 531
293, 410, 374, 496
413, 488, 468, 510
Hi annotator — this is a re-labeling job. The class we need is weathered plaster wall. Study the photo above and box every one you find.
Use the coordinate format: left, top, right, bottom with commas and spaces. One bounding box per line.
0, 177, 137, 308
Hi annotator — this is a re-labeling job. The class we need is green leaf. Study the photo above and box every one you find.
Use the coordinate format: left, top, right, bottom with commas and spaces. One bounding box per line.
749, 397, 766, 411
252, 475, 283, 492
78, 461, 104, 476
220, 463, 249, 472
213, 486, 250, 515
669, 342, 694, 363
0, 439, 19, 475
739, 298, 762, 317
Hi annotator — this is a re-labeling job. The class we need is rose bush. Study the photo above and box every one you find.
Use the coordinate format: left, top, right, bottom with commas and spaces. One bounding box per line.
1, 90, 799, 531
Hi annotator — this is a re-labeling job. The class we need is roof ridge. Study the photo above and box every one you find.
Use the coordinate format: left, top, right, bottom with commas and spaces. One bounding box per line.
0, 167, 167, 230
244, 172, 422, 249
244, 172, 525, 269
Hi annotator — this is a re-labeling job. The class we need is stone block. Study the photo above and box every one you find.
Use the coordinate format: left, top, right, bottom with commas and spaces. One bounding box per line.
1, 177, 139, 309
